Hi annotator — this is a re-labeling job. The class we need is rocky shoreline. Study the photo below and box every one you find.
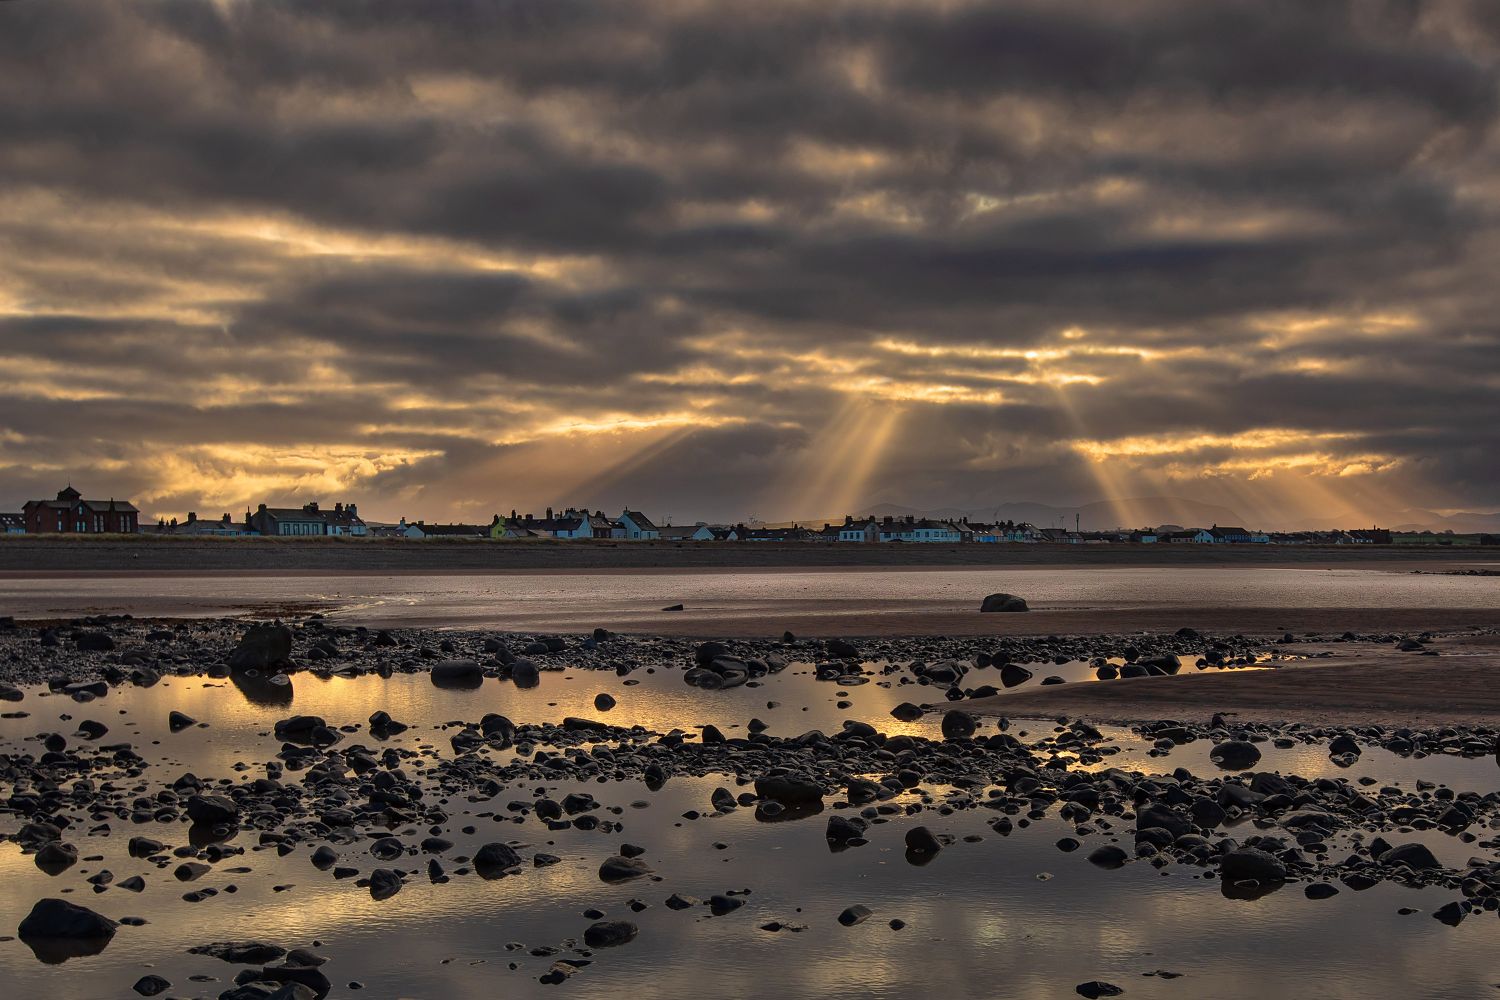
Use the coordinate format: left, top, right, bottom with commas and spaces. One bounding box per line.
4, 616, 1500, 997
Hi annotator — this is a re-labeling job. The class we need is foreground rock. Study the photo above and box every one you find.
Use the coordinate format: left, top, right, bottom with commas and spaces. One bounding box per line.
980, 593, 1029, 613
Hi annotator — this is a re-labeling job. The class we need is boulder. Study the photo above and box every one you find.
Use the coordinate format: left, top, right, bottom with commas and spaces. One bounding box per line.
1208, 740, 1262, 769
228, 624, 293, 670
185, 793, 239, 825
980, 593, 1029, 613
1219, 847, 1287, 883
583, 920, 638, 947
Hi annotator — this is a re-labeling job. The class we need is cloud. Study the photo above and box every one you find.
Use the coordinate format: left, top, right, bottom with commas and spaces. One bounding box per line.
0, 0, 1497, 527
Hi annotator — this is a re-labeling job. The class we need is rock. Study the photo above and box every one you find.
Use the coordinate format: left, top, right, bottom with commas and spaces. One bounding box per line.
76, 630, 116, 652
594, 692, 616, 711
430, 658, 483, 688
1076, 983, 1125, 999
1305, 883, 1340, 900
599, 855, 653, 883
1328, 734, 1361, 757
189, 941, 288, 963
133, 974, 172, 996
474, 842, 523, 876
1219, 847, 1287, 884
583, 920, 638, 947
228, 624, 293, 670
827, 638, 860, 659
1379, 843, 1442, 871
890, 702, 925, 722
1087, 845, 1128, 869
999, 664, 1033, 688
940, 710, 976, 740
368, 868, 402, 900
904, 826, 942, 855
35, 840, 79, 875
979, 593, 1029, 613
837, 904, 873, 926
1208, 740, 1262, 769
510, 659, 540, 688
18, 897, 117, 962
168, 710, 197, 732
826, 814, 869, 845
755, 774, 824, 805
185, 793, 239, 825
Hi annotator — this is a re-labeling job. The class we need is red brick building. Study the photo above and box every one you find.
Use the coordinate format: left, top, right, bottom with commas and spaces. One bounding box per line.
22, 485, 140, 534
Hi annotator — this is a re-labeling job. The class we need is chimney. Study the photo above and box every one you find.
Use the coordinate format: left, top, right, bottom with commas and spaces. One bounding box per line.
334, 502, 343, 514
186, 512, 197, 523
305, 501, 319, 513
546, 506, 554, 520
258, 503, 267, 512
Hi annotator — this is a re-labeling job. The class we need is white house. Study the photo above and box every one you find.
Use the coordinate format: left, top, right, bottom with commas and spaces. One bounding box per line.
0, 513, 25, 534
618, 509, 660, 540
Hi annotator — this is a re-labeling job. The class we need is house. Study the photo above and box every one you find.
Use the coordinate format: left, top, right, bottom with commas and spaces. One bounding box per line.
162, 512, 251, 536
401, 519, 488, 539
618, 510, 659, 540
1346, 528, 1392, 545
1208, 525, 1269, 544
23, 486, 140, 534
0, 513, 25, 534
838, 516, 882, 542
247, 502, 331, 537
710, 526, 741, 541
1163, 529, 1214, 544
1130, 530, 1158, 544
320, 502, 367, 536
659, 523, 717, 541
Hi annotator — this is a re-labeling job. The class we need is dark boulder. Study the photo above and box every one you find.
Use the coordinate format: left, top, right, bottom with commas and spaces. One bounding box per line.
228, 624, 293, 670
583, 920, 638, 948
980, 593, 1029, 613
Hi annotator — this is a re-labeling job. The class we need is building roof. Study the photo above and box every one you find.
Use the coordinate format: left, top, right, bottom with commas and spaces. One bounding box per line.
621, 509, 657, 530
412, 522, 488, 536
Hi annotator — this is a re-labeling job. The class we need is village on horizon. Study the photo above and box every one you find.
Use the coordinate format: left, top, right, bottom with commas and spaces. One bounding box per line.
3, 484, 1494, 547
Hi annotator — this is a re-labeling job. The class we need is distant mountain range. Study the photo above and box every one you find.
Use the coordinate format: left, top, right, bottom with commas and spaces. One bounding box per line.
786, 496, 1500, 534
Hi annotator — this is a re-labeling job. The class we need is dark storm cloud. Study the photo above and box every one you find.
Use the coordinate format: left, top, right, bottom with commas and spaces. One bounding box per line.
0, 0, 1497, 524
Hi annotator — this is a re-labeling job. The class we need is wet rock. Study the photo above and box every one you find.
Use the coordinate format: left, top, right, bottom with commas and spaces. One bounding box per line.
168, 710, 197, 732
826, 814, 869, 846
904, 826, 942, 855
999, 664, 1034, 688
186, 793, 240, 825
1328, 734, 1361, 757
594, 693, 616, 711
1379, 843, 1442, 871
18, 898, 117, 962
979, 593, 1029, 613
1076, 983, 1125, 999
190, 941, 288, 964
228, 624, 293, 670
1219, 847, 1287, 884
132, 974, 171, 996
474, 842, 523, 877
755, 774, 824, 805
430, 658, 483, 688
583, 920, 638, 947
599, 856, 654, 883
368, 868, 402, 900
890, 702, 925, 722
1208, 740, 1262, 769
940, 710, 977, 740
837, 904, 873, 926
35, 840, 79, 875
1087, 845, 1128, 869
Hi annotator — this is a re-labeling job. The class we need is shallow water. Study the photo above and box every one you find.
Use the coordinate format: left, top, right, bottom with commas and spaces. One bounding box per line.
0, 566, 1494, 628
4, 665, 1500, 999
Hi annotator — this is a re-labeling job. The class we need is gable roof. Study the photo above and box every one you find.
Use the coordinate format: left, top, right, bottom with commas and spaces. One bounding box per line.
621, 509, 657, 530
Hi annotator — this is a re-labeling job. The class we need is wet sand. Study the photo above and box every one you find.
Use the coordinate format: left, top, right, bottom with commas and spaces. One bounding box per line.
963, 633, 1500, 728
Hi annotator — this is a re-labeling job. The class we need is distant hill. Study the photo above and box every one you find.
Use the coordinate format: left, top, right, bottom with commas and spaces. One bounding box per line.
1313, 508, 1500, 534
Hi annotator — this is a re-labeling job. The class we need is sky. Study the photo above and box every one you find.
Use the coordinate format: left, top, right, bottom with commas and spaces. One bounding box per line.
1, 0, 1498, 529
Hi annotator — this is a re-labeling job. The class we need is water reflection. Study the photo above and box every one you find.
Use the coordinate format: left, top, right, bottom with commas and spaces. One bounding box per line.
229, 667, 294, 706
